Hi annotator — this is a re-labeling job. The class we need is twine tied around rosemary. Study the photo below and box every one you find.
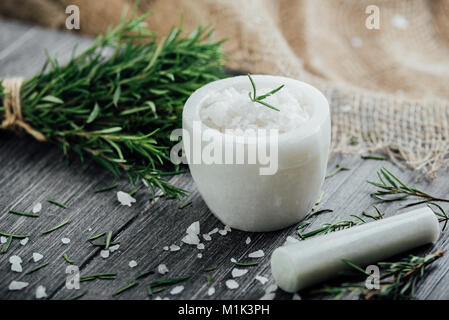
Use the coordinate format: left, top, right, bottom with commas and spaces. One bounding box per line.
1, 78, 46, 142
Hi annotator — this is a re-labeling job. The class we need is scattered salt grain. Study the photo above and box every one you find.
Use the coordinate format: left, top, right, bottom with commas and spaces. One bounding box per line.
197, 243, 205, 250
170, 244, 181, 251
8, 281, 29, 291
218, 229, 227, 236
0, 236, 7, 244
186, 221, 200, 235
248, 250, 264, 258
245, 237, 251, 245
163, 246, 169, 251
202, 234, 212, 241
392, 14, 408, 29
100, 249, 110, 259
170, 285, 184, 295
231, 268, 248, 278
117, 191, 136, 207
128, 260, 138, 268
207, 287, 215, 296
10, 256, 23, 273
109, 244, 120, 252
292, 293, 302, 300
182, 233, 200, 245
20, 238, 29, 246
225, 279, 239, 290
32, 203, 42, 213
197, 253, 203, 259
224, 225, 231, 232
158, 264, 169, 275
61, 237, 71, 244
255, 275, 269, 285
35, 285, 47, 299
32, 252, 43, 262
230, 258, 237, 263
208, 228, 219, 235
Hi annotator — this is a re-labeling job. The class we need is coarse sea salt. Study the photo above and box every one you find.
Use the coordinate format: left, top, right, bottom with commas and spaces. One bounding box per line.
182, 233, 200, 245
255, 275, 269, 285
129, 260, 138, 268
225, 279, 239, 290
170, 244, 181, 251
9, 281, 29, 291
20, 238, 29, 246
248, 250, 264, 258
33, 203, 42, 213
158, 264, 169, 275
100, 249, 110, 258
202, 234, 212, 241
186, 221, 200, 235
117, 191, 136, 207
231, 268, 248, 278
32, 252, 43, 262
0, 236, 7, 244
61, 237, 71, 244
197, 243, 205, 250
170, 285, 184, 295
245, 237, 251, 245
207, 287, 215, 296
35, 285, 48, 299
200, 86, 310, 135
109, 244, 120, 252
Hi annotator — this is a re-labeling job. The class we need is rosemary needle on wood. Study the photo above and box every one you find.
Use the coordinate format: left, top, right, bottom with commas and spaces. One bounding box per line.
361, 154, 387, 161
105, 230, 113, 250
63, 253, 73, 264
0, 236, 12, 254
231, 261, 259, 267
47, 200, 68, 209
178, 200, 192, 209
68, 290, 87, 300
26, 262, 49, 275
113, 281, 138, 296
0, 231, 29, 239
148, 275, 192, 288
94, 183, 119, 193
42, 220, 70, 235
325, 165, 350, 179
9, 210, 39, 217
87, 231, 106, 241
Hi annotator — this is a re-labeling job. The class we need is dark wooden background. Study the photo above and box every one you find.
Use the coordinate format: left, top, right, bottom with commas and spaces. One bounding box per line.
1, 19, 448, 300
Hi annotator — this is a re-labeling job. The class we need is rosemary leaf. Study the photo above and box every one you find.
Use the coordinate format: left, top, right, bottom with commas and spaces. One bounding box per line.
113, 281, 138, 296
231, 261, 259, 267
178, 200, 192, 209
47, 200, 68, 209
42, 221, 70, 235
26, 262, 49, 275
361, 154, 388, 161
9, 210, 39, 217
94, 183, 119, 193
0, 231, 29, 239
0, 236, 12, 254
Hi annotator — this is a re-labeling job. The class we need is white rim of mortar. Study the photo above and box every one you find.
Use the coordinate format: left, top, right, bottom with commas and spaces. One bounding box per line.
183, 75, 330, 145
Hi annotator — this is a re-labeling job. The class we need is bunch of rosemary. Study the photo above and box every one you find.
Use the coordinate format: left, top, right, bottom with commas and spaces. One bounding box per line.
0, 11, 225, 197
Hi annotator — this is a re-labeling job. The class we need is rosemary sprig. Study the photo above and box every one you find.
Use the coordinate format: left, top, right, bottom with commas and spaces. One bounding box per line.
369, 168, 449, 206
247, 74, 283, 111
298, 207, 383, 239
48, 200, 68, 209
9, 210, 39, 217
315, 250, 445, 300
41, 220, 70, 235
81, 273, 117, 282
0, 10, 225, 199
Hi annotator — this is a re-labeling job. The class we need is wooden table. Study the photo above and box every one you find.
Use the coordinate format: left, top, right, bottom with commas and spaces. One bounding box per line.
1, 19, 448, 300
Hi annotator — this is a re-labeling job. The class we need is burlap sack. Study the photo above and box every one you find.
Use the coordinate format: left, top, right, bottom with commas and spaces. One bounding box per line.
1, 0, 448, 177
